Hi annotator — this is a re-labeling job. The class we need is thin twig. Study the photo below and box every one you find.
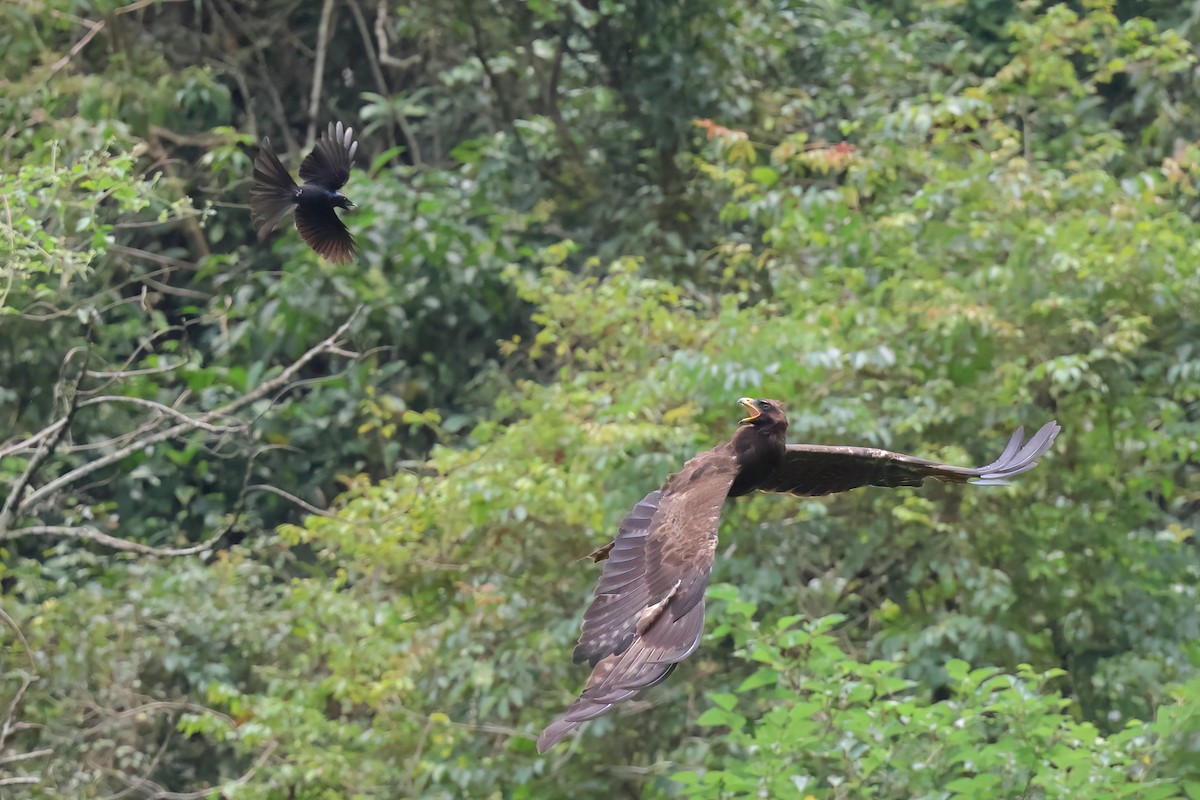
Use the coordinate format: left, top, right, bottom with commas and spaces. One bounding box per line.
46, 17, 106, 78
459, 0, 535, 168
205, 57, 258, 141
101, 728, 174, 800
0, 603, 41, 771
77, 395, 246, 435
306, 0, 337, 148
244, 484, 338, 519
1, 196, 14, 308
0, 420, 68, 461
139, 275, 212, 300
83, 701, 236, 735
0, 606, 36, 673
51, 412, 164, 456
85, 360, 186, 380
15, 309, 361, 518
209, 0, 296, 152
0, 669, 36, 758
0, 749, 53, 766
79, 324, 187, 396
9, 526, 227, 557
0, 329, 92, 536
244, 483, 417, 527
108, 244, 200, 269
114, 0, 186, 15
344, 0, 397, 146
374, 1, 420, 69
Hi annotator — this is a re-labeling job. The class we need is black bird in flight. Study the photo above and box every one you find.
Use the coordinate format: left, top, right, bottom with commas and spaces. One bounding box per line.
250, 121, 359, 263
537, 398, 1060, 752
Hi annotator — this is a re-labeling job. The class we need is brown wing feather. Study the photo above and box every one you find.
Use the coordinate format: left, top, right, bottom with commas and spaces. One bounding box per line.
293, 203, 357, 264
299, 121, 358, 191
757, 421, 1061, 497
537, 602, 703, 753
572, 490, 662, 666
540, 443, 740, 752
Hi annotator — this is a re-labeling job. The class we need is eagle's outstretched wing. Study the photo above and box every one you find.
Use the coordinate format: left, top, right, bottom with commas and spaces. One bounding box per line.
756, 421, 1061, 497
538, 443, 741, 753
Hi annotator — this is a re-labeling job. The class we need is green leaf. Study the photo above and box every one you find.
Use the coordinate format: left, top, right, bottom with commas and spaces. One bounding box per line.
708, 692, 737, 711
737, 668, 778, 693
751, 166, 780, 187
695, 707, 746, 730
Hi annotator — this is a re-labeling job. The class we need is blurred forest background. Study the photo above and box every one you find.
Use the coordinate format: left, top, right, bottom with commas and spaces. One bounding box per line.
2, 0, 1199, 797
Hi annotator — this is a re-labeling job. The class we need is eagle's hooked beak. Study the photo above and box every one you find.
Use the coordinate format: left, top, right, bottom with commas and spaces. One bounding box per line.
737, 397, 761, 424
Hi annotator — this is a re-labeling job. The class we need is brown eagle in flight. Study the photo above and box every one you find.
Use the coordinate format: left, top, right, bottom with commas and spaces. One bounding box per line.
537, 398, 1060, 752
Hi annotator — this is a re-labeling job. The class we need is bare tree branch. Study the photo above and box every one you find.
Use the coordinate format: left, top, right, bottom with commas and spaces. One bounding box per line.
344, 0, 396, 140
244, 483, 340, 519
374, 1, 420, 70
0, 606, 35, 674
0, 329, 92, 536
83, 701, 236, 735
208, 0, 296, 152
113, 0, 187, 15
81, 325, 187, 395
306, 0, 337, 148
12, 309, 361, 523
0, 749, 53, 766
45, 15, 105, 78
6, 525, 230, 557
86, 360, 186, 380
0, 420, 68, 460
52, 414, 165, 456
2, 309, 362, 557
77, 395, 246, 435
100, 727, 175, 800
0, 604, 46, 788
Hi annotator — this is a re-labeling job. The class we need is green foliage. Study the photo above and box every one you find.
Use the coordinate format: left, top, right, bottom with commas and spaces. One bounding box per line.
672, 590, 1200, 799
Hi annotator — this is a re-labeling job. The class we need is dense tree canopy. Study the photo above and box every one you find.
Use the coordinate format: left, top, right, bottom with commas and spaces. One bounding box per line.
1, 0, 1198, 797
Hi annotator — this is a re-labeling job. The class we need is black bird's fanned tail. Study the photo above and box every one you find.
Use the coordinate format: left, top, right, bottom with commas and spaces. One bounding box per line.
294, 202, 356, 264
250, 137, 298, 241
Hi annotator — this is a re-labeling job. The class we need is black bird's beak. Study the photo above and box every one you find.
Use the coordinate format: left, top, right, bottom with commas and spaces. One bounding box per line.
737, 397, 761, 424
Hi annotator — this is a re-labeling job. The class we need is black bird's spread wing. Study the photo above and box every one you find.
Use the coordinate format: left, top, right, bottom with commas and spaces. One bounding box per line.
249, 137, 299, 241
293, 202, 356, 264
537, 444, 741, 753
756, 421, 1061, 497
299, 121, 358, 191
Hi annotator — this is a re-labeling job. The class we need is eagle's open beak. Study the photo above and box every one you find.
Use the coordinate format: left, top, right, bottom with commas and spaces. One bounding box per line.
738, 397, 761, 424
